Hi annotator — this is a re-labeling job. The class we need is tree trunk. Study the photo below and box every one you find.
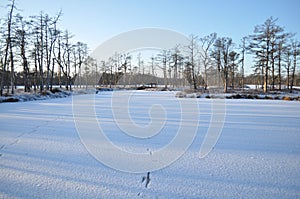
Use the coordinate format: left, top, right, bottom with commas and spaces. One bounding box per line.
45, 17, 50, 90
34, 51, 38, 92
270, 42, 275, 90
9, 43, 15, 95
286, 52, 291, 90
21, 41, 30, 92
39, 13, 44, 92
290, 49, 297, 91
224, 68, 228, 93
0, 38, 9, 96
0, 0, 15, 96
264, 39, 270, 93
278, 43, 282, 90
50, 58, 55, 90
264, 63, 268, 93
163, 57, 167, 88
241, 38, 245, 91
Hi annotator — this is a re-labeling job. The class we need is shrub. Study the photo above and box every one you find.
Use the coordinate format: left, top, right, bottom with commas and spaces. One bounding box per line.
274, 96, 280, 100
175, 91, 186, 98
246, 94, 255, 99
40, 91, 52, 96
3, 97, 19, 102
51, 88, 62, 93
232, 94, 242, 99
253, 95, 260, 99
264, 95, 274, 100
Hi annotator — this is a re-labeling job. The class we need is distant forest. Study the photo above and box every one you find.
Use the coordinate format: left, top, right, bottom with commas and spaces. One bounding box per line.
1, 0, 299, 96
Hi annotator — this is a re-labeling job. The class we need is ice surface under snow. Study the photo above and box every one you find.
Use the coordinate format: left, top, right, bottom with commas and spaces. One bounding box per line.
0, 91, 299, 198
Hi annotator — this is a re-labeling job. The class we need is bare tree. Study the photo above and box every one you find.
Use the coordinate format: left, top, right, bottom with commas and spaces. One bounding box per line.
270, 25, 291, 90
276, 32, 293, 90
29, 11, 47, 92
82, 56, 98, 88
240, 37, 247, 90
54, 30, 63, 88
290, 40, 300, 91
169, 46, 184, 88
37, 12, 45, 92
0, 0, 16, 95
72, 41, 88, 88
277, 39, 284, 90
156, 50, 170, 89
211, 38, 222, 88
186, 35, 199, 90
200, 33, 217, 89
113, 53, 131, 87
61, 30, 73, 90
15, 14, 30, 92
284, 46, 292, 90
150, 56, 156, 77
249, 17, 288, 92
53, 29, 73, 90
229, 50, 239, 89
45, 11, 62, 90
212, 37, 233, 93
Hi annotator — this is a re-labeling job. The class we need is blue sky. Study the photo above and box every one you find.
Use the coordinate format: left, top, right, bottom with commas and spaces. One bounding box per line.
1, 0, 300, 73
1, 0, 298, 49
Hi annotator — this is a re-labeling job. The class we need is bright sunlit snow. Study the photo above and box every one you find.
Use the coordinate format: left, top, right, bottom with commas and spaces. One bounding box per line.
0, 91, 300, 198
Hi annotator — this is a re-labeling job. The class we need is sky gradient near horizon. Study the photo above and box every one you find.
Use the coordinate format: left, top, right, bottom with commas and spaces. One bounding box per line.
1, 0, 300, 73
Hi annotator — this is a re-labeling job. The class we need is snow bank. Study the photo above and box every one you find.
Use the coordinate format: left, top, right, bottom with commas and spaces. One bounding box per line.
176, 90, 300, 101
0, 88, 97, 103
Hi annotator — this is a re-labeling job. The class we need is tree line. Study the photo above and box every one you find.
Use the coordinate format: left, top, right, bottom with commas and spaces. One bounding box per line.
0, 0, 89, 96
99, 18, 300, 93
1, 0, 299, 95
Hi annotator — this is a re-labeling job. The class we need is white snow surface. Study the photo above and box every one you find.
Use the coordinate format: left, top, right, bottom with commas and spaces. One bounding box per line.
0, 91, 300, 198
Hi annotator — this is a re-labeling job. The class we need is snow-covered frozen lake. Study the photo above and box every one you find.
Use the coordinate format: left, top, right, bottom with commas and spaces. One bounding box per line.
0, 91, 300, 198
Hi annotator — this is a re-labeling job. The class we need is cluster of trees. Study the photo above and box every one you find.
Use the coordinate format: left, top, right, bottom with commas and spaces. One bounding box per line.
1, 0, 299, 95
249, 17, 300, 92
99, 19, 300, 93
0, 0, 89, 96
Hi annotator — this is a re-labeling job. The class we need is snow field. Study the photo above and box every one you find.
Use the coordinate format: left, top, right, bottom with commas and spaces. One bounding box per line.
0, 91, 299, 198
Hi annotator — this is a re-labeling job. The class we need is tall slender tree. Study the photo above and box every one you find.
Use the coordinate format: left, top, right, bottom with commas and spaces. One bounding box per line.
15, 14, 30, 92
240, 37, 247, 90
186, 35, 199, 90
0, 0, 16, 95
290, 40, 300, 91
249, 17, 289, 92
61, 30, 73, 90
200, 33, 217, 89
156, 50, 170, 89
228, 50, 239, 89
212, 37, 233, 93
